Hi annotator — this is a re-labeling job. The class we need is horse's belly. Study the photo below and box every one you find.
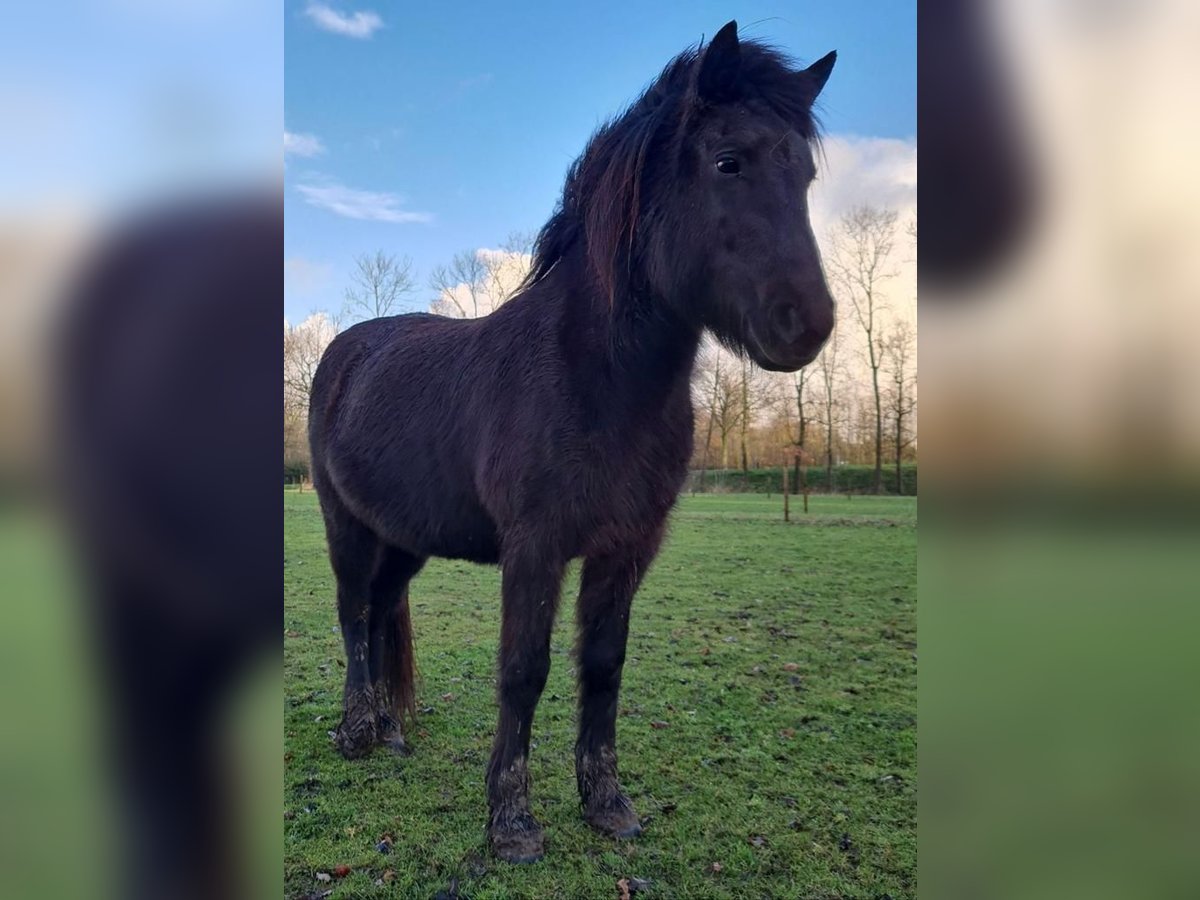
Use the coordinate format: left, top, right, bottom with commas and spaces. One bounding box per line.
418, 524, 501, 564
367, 502, 501, 564
330, 461, 501, 564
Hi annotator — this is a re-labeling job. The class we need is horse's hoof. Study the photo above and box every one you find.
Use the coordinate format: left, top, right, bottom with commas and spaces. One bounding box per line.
499, 847, 544, 865
335, 688, 380, 759
382, 734, 411, 756
613, 820, 643, 839
378, 717, 411, 756
334, 732, 375, 759
333, 717, 377, 760
490, 814, 545, 864
585, 795, 642, 839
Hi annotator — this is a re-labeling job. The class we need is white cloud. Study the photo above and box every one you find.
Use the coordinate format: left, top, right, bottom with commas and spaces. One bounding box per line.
810, 135, 917, 235
296, 178, 431, 223
284, 130, 324, 158
303, 3, 382, 39
810, 134, 918, 324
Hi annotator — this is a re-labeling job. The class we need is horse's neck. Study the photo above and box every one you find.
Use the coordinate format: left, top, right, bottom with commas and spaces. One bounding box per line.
549, 264, 701, 410
606, 293, 702, 396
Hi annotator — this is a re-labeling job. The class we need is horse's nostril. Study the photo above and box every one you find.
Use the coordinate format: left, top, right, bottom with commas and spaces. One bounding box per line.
770, 305, 803, 343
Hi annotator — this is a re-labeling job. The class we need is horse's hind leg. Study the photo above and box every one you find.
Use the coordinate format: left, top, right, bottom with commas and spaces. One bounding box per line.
368, 547, 425, 754
322, 505, 383, 759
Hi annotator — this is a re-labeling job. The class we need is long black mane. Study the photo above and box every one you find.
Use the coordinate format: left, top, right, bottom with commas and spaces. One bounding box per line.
520, 39, 824, 304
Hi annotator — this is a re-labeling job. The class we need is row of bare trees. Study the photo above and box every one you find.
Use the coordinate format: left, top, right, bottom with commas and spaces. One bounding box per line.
284, 209, 915, 492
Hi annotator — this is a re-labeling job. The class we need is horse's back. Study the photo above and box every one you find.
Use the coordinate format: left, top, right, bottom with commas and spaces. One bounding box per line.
310, 312, 464, 456
309, 313, 501, 562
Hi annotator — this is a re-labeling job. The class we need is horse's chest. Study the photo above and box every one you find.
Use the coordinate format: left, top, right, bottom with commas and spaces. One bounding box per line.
573, 425, 690, 535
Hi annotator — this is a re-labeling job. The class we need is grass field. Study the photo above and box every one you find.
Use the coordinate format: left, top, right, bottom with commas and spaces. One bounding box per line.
284, 491, 916, 899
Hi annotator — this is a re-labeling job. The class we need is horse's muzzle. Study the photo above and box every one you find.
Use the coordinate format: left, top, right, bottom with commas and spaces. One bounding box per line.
745, 296, 833, 372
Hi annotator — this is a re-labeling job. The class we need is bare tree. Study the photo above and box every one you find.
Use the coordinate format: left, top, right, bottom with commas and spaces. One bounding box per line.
692, 344, 743, 470
692, 342, 724, 489
431, 238, 535, 320
882, 318, 918, 493
732, 356, 783, 472
789, 365, 812, 493
283, 312, 339, 481
484, 235, 535, 308
284, 312, 338, 413
499, 229, 537, 258
813, 317, 845, 490
342, 251, 417, 323
738, 358, 752, 472
429, 250, 490, 318
826, 205, 899, 493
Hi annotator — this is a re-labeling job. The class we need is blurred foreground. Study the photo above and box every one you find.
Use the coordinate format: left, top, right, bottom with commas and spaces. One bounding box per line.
921, 1, 1200, 898
0, 4, 280, 899
1, 197, 282, 900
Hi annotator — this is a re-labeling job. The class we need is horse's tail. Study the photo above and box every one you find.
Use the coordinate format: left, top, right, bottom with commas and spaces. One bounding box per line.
384, 588, 418, 728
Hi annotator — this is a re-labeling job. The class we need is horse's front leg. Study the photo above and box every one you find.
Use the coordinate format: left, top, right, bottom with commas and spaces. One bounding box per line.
575, 536, 660, 838
486, 548, 566, 863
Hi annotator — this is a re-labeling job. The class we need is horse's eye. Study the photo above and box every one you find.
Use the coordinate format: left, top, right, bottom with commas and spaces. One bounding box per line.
715, 156, 740, 175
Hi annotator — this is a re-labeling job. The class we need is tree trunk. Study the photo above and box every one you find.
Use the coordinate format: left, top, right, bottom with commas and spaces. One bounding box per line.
740, 362, 750, 473
823, 380, 836, 492
825, 433, 834, 492
699, 394, 717, 495
895, 406, 903, 495
793, 378, 806, 495
871, 362, 883, 494
701, 356, 723, 490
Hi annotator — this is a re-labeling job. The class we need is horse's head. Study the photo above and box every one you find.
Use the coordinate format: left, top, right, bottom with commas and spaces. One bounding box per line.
656, 22, 837, 371
523, 21, 837, 372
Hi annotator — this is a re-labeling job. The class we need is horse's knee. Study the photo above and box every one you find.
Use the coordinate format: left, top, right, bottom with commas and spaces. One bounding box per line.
498, 652, 551, 710
578, 640, 625, 689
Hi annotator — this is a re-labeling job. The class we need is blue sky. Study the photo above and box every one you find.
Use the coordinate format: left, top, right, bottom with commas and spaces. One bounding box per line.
284, 1, 916, 323
1, 1, 279, 216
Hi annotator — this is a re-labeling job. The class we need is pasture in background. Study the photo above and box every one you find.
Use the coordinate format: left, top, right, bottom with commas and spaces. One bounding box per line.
284, 490, 915, 898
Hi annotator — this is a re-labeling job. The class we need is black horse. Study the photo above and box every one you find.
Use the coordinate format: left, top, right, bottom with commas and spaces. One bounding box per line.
309, 21, 836, 863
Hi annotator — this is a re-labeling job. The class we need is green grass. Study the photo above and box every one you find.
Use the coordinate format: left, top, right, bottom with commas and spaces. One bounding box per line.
285, 491, 916, 899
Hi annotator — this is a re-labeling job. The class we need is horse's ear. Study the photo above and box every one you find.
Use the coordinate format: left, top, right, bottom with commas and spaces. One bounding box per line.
698, 20, 741, 101
798, 50, 837, 105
